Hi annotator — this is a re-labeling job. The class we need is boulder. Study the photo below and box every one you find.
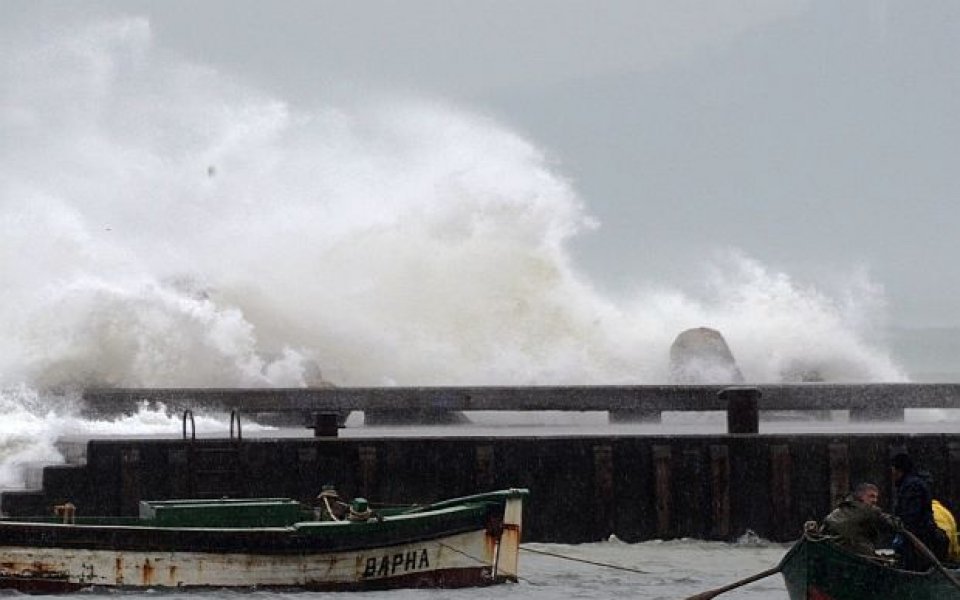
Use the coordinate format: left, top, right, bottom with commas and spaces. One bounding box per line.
669, 327, 744, 384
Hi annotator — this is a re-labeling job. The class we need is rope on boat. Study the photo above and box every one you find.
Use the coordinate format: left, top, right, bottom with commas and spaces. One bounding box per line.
437, 541, 488, 565
438, 535, 643, 587
520, 545, 652, 574
437, 541, 535, 584
321, 496, 341, 522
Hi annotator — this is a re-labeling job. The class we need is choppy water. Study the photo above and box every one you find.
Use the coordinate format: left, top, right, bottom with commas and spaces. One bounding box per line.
514, 539, 789, 600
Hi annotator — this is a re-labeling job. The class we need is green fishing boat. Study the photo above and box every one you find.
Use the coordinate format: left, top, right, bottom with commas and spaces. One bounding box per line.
0, 488, 527, 593
780, 533, 960, 600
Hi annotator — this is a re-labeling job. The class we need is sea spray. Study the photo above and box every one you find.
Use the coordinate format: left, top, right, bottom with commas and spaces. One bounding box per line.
0, 17, 906, 392
0, 385, 268, 489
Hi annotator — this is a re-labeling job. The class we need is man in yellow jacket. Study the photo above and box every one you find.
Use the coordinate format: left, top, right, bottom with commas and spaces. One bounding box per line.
932, 499, 960, 562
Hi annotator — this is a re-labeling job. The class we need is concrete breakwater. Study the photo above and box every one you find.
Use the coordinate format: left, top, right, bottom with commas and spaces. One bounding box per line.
81, 384, 960, 423
4, 433, 959, 543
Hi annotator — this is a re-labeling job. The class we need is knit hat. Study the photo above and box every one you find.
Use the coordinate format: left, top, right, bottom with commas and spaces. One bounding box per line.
891, 453, 914, 473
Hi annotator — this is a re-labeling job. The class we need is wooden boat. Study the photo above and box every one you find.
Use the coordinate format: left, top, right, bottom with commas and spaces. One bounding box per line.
780, 532, 960, 599
0, 488, 527, 593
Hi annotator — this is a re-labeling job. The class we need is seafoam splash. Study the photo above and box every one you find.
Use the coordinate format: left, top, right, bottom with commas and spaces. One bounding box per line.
0, 17, 906, 393
0, 386, 247, 489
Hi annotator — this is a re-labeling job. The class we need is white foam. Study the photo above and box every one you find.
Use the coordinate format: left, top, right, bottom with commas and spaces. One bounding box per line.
0, 17, 906, 393
0, 385, 279, 488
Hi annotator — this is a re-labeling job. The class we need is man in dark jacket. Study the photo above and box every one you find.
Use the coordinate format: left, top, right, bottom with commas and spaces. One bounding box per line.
892, 453, 950, 570
821, 482, 899, 555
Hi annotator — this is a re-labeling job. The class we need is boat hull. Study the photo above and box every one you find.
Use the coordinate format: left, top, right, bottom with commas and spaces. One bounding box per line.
780, 534, 960, 600
0, 530, 500, 591
0, 490, 525, 593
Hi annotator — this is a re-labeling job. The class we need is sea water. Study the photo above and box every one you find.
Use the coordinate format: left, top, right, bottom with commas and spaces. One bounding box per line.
0, 15, 954, 600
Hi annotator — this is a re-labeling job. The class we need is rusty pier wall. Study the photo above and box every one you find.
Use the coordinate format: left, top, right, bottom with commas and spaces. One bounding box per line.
4, 434, 960, 543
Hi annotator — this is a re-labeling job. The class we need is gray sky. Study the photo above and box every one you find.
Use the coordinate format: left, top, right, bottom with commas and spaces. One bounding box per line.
6, 0, 960, 328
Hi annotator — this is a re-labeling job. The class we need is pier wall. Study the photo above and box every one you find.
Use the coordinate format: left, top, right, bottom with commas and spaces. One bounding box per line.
4, 434, 960, 543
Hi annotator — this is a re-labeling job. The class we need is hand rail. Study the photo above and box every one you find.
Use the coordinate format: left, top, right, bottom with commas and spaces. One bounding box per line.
230, 409, 242, 440
182, 409, 196, 440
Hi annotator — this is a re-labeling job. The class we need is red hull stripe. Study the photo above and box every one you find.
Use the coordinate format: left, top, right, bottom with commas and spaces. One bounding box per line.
808, 585, 834, 600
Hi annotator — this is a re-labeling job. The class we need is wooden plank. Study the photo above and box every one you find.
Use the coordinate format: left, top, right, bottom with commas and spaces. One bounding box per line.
678, 447, 704, 537
710, 444, 731, 539
358, 446, 377, 499
593, 444, 615, 537
475, 445, 494, 490
653, 445, 672, 538
828, 443, 850, 506
770, 445, 792, 539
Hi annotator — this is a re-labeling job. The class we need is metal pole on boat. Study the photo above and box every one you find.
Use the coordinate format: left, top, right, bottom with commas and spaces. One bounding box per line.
901, 529, 960, 592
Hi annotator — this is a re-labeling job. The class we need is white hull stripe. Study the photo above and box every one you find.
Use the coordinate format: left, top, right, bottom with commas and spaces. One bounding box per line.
0, 530, 494, 588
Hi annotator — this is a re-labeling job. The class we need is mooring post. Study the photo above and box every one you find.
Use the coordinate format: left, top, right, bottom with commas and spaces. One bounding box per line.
309, 412, 340, 437
720, 387, 759, 434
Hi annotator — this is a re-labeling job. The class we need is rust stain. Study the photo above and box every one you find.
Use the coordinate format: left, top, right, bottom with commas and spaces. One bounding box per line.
115, 554, 124, 586
499, 526, 521, 561
167, 564, 178, 586
32, 561, 50, 574
141, 558, 154, 586
484, 530, 498, 558
0, 559, 71, 580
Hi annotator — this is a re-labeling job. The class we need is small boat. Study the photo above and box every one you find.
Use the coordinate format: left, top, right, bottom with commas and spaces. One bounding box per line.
780, 532, 960, 599
0, 488, 527, 593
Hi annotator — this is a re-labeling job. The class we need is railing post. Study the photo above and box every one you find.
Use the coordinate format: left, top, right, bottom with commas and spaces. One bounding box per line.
229, 410, 242, 440
309, 412, 340, 437
181, 410, 195, 440
720, 387, 759, 434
